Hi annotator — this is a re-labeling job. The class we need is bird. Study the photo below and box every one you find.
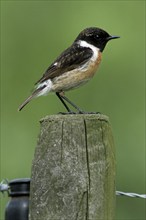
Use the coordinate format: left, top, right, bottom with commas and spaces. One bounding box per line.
18, 27, 120, 113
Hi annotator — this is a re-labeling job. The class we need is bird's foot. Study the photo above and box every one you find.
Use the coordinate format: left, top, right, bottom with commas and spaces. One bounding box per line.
79, 111, 101, 115
58, 111, 101, 115
58, 111, 77, 115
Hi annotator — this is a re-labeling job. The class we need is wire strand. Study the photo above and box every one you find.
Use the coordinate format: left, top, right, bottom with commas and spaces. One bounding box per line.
116, 191, 146, 199
1, 180, 146, 199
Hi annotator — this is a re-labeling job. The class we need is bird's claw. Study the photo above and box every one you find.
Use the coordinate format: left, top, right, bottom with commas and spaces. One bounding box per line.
58, 111, 101, 115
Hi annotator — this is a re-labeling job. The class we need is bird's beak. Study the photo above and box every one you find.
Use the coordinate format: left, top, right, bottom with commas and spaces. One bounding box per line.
107, 35, 120, 41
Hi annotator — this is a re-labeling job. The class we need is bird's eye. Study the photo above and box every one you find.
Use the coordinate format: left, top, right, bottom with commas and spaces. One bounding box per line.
96, 34, 99, 38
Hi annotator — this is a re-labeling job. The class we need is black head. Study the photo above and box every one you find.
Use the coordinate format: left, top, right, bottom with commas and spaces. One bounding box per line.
75, 27, 120, 52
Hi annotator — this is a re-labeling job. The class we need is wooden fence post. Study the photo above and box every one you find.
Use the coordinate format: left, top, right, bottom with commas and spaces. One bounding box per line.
29, 114, 115, 220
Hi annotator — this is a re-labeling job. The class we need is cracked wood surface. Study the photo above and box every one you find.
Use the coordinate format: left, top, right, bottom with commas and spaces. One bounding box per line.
29, 114, 115, 220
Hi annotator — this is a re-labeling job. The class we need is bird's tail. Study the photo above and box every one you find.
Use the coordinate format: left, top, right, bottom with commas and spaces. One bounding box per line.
18, 83, 51, 111
18, 94, 35, 111
18, 85, 44, 111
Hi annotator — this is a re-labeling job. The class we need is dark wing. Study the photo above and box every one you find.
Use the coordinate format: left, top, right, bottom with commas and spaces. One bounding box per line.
35, 43, 93, 84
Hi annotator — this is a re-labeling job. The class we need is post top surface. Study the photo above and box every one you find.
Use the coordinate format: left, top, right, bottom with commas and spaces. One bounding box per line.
40, 113, 109, 123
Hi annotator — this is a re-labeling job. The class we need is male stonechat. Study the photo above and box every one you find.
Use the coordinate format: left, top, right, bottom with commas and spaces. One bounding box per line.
18, 27, 119, 113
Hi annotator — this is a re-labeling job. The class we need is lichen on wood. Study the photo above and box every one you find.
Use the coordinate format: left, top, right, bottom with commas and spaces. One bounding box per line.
29, 114, 115, 220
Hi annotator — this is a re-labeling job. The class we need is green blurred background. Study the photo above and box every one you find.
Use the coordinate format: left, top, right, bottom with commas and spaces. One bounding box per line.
0, 1, 145, 219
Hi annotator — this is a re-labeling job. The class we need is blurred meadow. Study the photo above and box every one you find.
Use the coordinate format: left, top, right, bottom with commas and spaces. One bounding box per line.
0, 1, 145, 219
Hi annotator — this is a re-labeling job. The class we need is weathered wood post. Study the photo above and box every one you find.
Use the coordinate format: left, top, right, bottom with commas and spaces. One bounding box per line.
29, 114, 115, 220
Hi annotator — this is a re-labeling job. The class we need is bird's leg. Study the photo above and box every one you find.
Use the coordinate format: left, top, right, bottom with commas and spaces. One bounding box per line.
56, 92, 75, 114
57, 92, 85, 114
56, 92, 99, 114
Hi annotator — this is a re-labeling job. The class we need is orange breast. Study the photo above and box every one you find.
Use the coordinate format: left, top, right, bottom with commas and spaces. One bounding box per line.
78, 51, 102, 80
52, 51, 102, 92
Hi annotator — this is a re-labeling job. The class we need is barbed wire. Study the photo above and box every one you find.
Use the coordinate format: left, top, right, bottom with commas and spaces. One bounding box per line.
0, 180, 146, 198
